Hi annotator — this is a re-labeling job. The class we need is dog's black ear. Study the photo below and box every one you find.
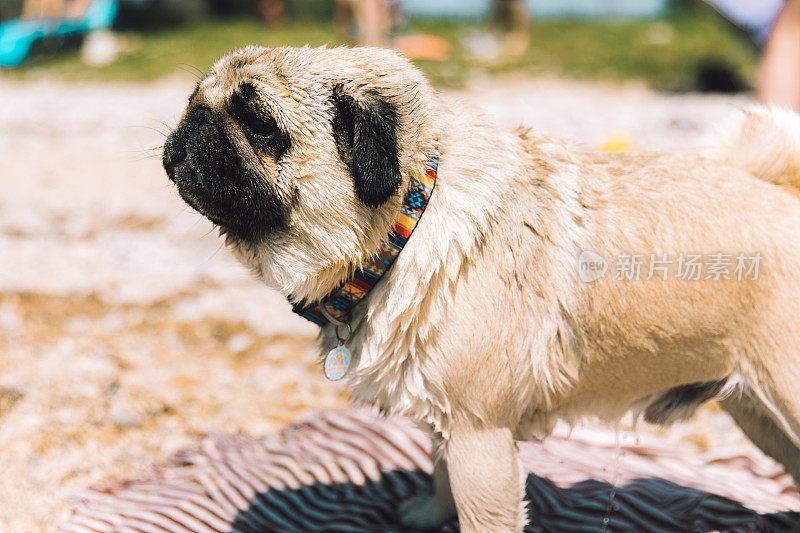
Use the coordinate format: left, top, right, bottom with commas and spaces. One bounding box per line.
331, 84, 401, 208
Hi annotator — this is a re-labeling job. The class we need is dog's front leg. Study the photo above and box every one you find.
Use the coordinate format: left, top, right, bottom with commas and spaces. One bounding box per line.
399, 434, 456, 528
445, 424, 527, 532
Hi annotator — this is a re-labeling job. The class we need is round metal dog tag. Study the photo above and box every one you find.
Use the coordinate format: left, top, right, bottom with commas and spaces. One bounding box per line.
324, 345, 351, 381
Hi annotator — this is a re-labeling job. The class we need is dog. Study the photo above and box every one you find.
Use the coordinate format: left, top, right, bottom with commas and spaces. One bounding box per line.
163, 45, 800, 531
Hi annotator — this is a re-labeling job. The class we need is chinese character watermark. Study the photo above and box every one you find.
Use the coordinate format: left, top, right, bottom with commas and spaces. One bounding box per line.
648, 253, 671, 281
576, 250, 762, 283
733, 252, 762, 280
675, 253, 702, 281
614, 253, 644, 281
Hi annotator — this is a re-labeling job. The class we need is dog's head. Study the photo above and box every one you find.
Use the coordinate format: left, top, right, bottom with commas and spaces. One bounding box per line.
163, 46, 437, 302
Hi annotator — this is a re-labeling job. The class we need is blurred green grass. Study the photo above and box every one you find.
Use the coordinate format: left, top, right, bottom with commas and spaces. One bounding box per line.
1, 7, 755, 89
3, 19, 338, 82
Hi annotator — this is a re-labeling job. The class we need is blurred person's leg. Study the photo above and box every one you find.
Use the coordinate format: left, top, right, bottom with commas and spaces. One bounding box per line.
333, 0, 391, 47
22, 0, 56, 19
759, 0, 800, 108
21, 0, 91, 19
492, 0, 531, 56
66, 0, 90, 18
357, 0, 391, 48
256, 0, 288, 25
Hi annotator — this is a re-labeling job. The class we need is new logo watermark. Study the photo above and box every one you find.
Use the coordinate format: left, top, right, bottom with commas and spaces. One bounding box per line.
576, 250, 762, 283
577, 250, 609, 283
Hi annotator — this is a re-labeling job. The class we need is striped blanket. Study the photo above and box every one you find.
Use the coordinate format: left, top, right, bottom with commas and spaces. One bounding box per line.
62, 409, 799, 532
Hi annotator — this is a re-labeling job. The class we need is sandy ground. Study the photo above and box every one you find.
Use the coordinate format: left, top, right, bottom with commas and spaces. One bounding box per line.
0, 75, 770, 531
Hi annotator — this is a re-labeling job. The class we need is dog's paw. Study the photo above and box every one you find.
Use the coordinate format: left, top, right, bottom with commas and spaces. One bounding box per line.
398, 494, 454, 529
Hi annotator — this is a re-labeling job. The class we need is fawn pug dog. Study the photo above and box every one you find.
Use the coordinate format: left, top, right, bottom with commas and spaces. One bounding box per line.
163, 45, 800, 531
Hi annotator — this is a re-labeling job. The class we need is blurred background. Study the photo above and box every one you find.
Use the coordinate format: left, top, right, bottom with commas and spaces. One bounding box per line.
1, 0, 798, 531
0, 0, 779, 89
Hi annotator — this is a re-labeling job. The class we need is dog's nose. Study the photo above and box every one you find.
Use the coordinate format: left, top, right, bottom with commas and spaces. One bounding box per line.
163, 109, 217, 178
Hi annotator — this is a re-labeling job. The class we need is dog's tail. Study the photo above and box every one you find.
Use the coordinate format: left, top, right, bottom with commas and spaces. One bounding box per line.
706, 105, 800, 194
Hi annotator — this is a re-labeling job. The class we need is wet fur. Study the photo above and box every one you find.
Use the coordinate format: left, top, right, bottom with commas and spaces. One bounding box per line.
164, 47, 800, 531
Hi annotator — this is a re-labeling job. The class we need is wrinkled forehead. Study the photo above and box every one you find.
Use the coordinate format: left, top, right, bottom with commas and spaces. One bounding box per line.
192, 59, 283, 107
188, 51, 324, 130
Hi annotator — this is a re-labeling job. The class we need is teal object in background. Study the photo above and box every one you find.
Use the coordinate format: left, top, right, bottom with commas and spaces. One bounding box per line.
400, 0, 667, 19
0, 0, 118, 67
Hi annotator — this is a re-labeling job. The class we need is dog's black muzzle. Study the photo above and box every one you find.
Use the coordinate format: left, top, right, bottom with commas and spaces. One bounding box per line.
162, 108, 289, 241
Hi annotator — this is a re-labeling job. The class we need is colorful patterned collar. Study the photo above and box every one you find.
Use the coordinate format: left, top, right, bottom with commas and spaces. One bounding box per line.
292, 152, 439, 327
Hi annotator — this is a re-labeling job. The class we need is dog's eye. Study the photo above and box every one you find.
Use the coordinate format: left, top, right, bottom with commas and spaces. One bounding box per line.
243, 114, 278, 139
